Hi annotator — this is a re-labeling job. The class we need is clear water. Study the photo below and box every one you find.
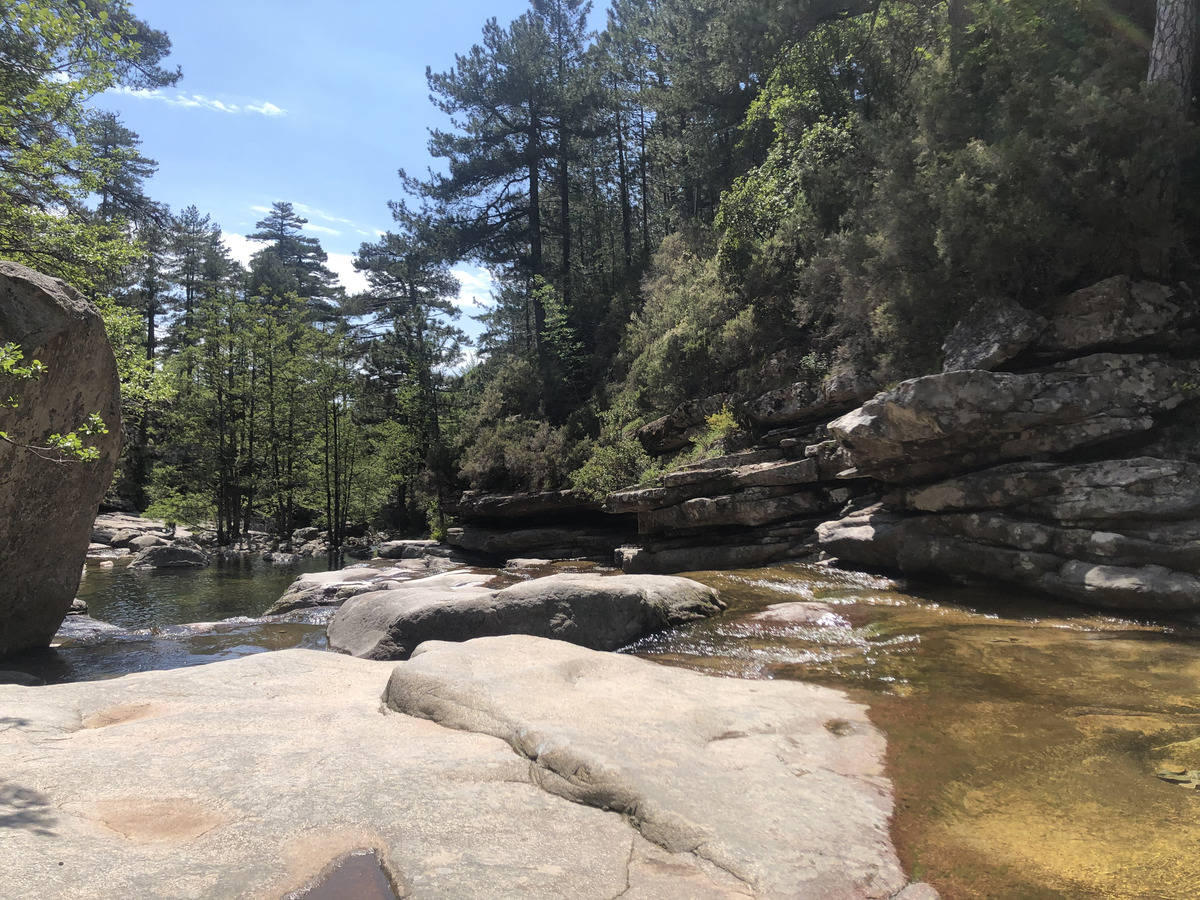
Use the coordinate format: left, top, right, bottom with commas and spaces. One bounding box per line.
632, 564, 1200, 900
8, 557, 335, 684
11, 556, 1200, 898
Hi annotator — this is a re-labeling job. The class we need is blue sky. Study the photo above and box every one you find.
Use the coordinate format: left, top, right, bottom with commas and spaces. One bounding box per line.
100, 0, 601, 311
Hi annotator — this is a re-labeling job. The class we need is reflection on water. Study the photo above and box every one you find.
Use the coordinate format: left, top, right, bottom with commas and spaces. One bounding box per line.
77, 556, 331, 628
634, 564, 1200, 900
11, 557, 335, 684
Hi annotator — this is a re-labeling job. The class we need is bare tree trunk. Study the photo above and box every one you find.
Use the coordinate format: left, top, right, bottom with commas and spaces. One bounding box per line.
1148, 0, 1197, 107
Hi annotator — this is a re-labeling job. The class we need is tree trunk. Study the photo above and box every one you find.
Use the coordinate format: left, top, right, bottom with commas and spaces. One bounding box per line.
1148, 0, 1198, 107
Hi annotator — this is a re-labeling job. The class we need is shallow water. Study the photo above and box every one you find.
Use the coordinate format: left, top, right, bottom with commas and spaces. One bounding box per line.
633, 565, 1200, 900
12, 557, 1200, 898
10, 557, 334, 683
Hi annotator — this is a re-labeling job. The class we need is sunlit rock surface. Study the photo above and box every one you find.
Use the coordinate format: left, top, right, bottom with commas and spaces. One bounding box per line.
0, 644, 934, 900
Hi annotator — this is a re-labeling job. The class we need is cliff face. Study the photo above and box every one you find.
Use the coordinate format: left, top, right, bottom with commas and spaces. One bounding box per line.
453, 276, 1200, 612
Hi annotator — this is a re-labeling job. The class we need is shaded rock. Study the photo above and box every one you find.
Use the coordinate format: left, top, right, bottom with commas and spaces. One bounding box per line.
619, 540, 817, 575
387, 636, 921, 899
127, 534, 168, 551
378, 539, 442, 559
1035, 276, 1193, 356
446, 524, 632, 561
0, 262, 121, 658
127, 545, 208, 570
638, 487, 824, 534
739, 367, 878, 428
328, 572, 723, 661
941, 296, 1045, 372
818, 507, 1200, 611
829, 354, 1199, 483
636, 393, 734, 455
452, 489, 601, 519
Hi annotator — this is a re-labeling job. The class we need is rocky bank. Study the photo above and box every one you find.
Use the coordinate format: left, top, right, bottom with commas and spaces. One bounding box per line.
453, 275, 1200, 612
0, 641, 936, 900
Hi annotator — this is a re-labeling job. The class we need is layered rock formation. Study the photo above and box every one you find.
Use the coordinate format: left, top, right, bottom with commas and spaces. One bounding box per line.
0, 263, 121, 658
466, 275, 1200, 612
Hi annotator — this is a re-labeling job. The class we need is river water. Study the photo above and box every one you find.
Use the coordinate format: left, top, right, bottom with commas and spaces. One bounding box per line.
14, 558, 1200, 899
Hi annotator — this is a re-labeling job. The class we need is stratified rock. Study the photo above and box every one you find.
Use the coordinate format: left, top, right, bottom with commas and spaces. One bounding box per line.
941, 296, 1045, 372
828, 354, 1199, 483
902, 457, 1200, 523
1035, 276, 1193, 355
0, 646, 931, 899
739, 367, 879, 428
0, 262, 121, 658
387, 636, 923, 900
817, 502, 1200, 611
446, 524, 631, 560
328, 572, 723, 660
452, 489, 601, 519
638, 487, 824, 534
127, 545, 209, 570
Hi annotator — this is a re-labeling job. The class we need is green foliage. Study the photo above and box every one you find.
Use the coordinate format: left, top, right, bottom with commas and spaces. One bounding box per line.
0, 0, 178, 288
569, 400, 655, 499
615, 229, 765, 415
95, 296, 172, 425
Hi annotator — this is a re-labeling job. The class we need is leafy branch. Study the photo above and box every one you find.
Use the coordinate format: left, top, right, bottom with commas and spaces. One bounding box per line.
0, 342, 108, 462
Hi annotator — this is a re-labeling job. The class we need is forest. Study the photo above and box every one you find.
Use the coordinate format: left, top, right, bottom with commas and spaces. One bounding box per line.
2, 0, 1197, 549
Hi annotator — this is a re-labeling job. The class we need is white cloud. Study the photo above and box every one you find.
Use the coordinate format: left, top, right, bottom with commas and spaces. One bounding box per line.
450, 266, 495, 309
114, 87, 287, 116
304, 223, 342, 237
223, 233, 256, 267
245, 101, 285, 117
294, 203, 354, 225
326, 253, 370, 294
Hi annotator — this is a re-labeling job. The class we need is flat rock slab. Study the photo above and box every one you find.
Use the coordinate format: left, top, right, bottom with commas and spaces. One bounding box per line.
389, 636, 929, 899
0, 645, 931, 900
328, 572, 725, 660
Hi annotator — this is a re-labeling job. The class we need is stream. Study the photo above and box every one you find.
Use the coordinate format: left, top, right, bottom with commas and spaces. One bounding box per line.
10, 558, 1200, 899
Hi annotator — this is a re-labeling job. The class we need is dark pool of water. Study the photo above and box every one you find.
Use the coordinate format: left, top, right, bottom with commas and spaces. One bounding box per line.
285, 850, 398, 900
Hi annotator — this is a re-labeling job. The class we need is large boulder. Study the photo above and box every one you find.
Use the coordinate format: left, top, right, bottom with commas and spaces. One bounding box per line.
941, 296, 1045, 372
0, 262, 121, 658
828, 354, 1199, 483
0, 646, 932, 899
328, 572, 724, 660
1034, 276, 1193, 356
127, 545, 209, 570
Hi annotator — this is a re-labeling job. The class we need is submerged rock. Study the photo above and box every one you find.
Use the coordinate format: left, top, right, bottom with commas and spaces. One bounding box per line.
328, 571, 724, 660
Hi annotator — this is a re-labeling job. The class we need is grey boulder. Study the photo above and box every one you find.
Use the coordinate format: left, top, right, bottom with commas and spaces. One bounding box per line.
127, 545, 208, 570
328, 572, 724, 660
